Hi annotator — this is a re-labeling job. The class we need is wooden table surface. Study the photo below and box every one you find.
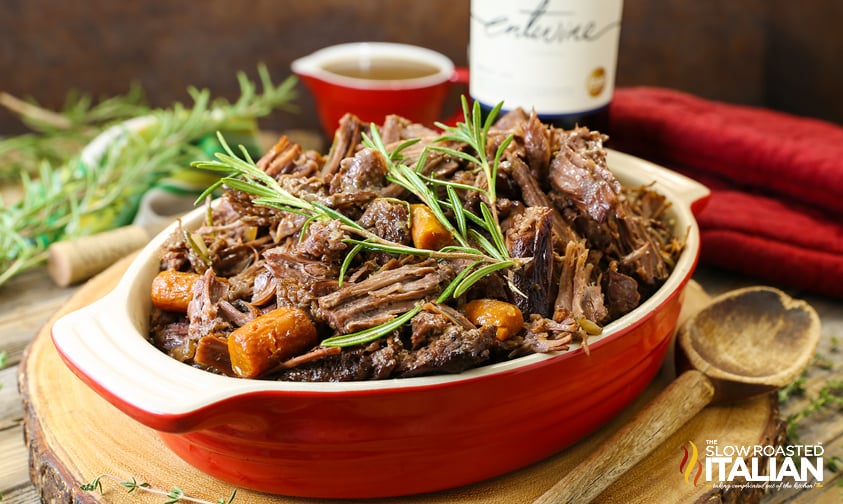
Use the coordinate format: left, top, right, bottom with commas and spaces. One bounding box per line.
2, 260, 842, 503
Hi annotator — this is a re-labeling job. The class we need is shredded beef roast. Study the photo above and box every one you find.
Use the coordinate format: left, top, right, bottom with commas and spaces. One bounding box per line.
148, 110, 685, 381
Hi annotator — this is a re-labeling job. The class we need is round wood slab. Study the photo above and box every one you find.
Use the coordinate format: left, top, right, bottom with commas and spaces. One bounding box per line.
20, 256, 783, 503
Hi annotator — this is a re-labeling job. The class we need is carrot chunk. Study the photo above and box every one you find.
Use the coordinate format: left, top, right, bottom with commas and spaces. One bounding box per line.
410, 204, 452, 250
228, 306, 318, 378
463, 299, 524, 341
150, 270, 200, 312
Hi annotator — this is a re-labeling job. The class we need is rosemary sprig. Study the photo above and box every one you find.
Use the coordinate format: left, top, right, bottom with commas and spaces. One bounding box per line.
433, 97, 514, 243
193, 133, 505, 266
194, 135, 318, 216
81, 474, 236, 504
195, 98, 520, 349
0, 65, 297, 288
0, 86, 150, 182
362, 126, 469, 249
319, 102, 519, 347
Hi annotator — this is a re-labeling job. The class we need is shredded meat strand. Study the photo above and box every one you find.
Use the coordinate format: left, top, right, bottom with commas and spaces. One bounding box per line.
148, 110, 684, 381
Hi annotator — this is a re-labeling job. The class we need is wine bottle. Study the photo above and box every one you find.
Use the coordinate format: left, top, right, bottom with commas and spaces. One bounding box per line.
469, 0, 624, 133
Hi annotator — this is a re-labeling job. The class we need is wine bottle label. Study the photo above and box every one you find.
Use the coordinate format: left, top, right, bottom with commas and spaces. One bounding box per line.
469, 0, 624, 116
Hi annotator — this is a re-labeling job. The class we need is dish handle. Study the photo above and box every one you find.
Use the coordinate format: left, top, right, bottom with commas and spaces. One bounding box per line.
50, 293, 247, 433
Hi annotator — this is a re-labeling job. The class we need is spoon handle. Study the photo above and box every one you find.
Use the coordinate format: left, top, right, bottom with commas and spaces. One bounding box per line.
533, 369, 715, 504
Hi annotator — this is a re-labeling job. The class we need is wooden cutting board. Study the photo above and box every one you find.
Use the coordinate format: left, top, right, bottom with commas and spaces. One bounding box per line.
19, 255, 783, 504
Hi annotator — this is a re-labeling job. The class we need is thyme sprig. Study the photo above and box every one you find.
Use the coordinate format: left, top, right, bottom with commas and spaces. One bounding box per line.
780, 374, 843, 442
81, 474, 236, 504
0, 65, 297, 287
778, 344, 843, 479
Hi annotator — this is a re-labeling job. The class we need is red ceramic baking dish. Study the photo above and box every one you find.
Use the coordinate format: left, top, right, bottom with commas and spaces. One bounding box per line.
52, 149, 709, 499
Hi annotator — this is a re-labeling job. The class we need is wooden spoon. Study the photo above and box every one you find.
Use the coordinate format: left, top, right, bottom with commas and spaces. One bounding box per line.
533, 286, 821, 504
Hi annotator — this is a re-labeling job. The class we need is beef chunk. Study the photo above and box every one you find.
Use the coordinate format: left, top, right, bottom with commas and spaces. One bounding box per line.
604, 266, 641, 319
323, 113, 364, 177
330, 148, 389, 194
505, 206, 555, 318
396, 324, 496, 377
553, 240, 608, 326
257, 135, 320, 177
358, 198, 412, 246
548, 127, 619, 223
187, 268, 232, 341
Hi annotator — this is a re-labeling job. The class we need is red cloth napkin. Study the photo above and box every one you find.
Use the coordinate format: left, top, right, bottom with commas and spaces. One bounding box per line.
609, 87, 843, 298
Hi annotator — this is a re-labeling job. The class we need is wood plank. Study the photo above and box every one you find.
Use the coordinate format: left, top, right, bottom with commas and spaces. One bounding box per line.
0, 366, 24, 428
0, 484, 40, 504
0, 267, 77, 366
0, 424, 30, 494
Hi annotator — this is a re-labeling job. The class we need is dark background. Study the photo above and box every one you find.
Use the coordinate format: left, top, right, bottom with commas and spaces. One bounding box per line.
2, 0, 840, 135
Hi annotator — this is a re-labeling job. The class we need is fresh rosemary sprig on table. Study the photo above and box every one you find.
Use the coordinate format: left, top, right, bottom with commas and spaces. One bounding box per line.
195, 98, 520, 348
0, 85, 150, 183
0, 65, 297, 288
